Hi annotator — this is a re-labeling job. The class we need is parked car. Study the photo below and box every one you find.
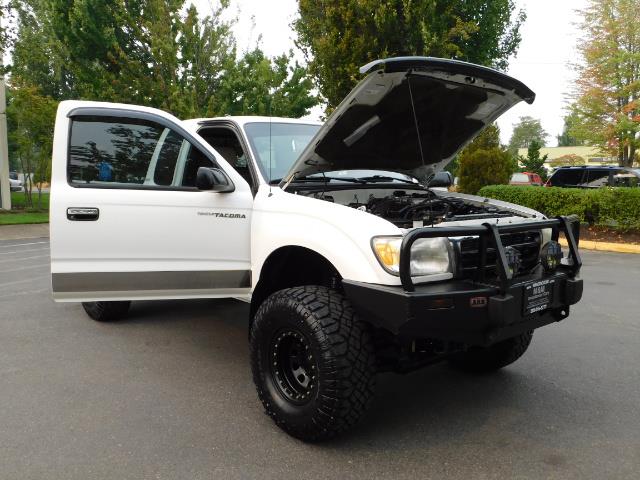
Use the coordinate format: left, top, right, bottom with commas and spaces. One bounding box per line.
9, 177, 24, 192
510, 171, 543, 186
9, 171, 19, 180
49, 57, 583, 441
546, 166, 640, 188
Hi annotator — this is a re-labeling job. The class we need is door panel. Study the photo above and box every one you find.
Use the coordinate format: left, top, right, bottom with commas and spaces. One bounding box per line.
50, 101, 253, 301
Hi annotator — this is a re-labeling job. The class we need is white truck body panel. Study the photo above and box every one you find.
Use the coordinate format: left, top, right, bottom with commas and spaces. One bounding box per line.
50, 102, 545, 302
51, 101, 253, 301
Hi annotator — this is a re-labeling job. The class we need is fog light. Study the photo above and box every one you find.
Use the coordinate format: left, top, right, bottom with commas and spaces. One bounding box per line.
504, 246, 522, 276
540, 241, 563, 272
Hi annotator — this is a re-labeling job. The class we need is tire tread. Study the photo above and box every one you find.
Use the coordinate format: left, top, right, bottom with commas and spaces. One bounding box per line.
250, 286, 376, 441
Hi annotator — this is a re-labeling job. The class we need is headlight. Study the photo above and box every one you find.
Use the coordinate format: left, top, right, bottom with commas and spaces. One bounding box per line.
371, 236, 454, 277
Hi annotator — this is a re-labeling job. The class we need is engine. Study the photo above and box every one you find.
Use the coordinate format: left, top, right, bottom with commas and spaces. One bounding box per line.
346, 190, 516, 228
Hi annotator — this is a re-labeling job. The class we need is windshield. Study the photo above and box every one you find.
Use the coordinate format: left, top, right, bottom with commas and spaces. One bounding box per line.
243, 122, 320, 183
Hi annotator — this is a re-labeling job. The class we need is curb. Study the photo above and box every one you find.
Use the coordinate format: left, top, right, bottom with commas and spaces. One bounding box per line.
559, 237, 640, 254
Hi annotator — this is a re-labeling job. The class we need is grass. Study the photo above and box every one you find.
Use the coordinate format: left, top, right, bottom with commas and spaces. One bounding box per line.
10, 191, 50, 210
0, 191, 50, 225
0, 211, 49, 225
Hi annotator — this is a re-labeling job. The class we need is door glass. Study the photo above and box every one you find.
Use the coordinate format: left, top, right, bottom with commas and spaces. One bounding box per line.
68, 115, 187, 188
584, 169, 610, 187
153, 129, 184, 186
199, 127, 253, 185
180, 144, 215, 187
550, 169, 583, 187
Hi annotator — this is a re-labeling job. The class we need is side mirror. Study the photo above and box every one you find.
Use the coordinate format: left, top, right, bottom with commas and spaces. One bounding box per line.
429, 171, 453, 188
196, 167, 235, 193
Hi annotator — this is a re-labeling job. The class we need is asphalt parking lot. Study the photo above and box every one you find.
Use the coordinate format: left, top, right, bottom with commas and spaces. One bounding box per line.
1, 238, 639, 479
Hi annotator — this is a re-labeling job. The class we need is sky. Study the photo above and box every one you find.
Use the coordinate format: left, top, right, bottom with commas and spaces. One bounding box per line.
196, 0, 588, 147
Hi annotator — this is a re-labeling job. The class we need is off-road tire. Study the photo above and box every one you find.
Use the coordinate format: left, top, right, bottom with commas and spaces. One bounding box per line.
449, 331, 533, 373
250, 286, 376, 441
82, 301, 131, 322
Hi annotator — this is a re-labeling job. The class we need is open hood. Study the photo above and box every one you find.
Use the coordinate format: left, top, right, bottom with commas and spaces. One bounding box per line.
281, 57, 535, 186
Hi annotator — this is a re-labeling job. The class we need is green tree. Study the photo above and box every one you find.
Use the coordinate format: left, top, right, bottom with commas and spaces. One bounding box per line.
508, 116, 548, 150
43, 0, 238, 114
294, 0, 526, 109
458, 147, 513, 194
6, 86, 58, 209
447, 123, 502, 176
10, 0, 73, 99
556, 111, 584, 147
210, 48, 318, 117
519, 139, 548, 180
13, 0, 317, 119
569, 0, 640, 167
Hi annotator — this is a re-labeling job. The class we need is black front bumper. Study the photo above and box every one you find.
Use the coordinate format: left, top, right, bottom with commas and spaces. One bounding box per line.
343, 271, 583, 347
344, 216, 584, 347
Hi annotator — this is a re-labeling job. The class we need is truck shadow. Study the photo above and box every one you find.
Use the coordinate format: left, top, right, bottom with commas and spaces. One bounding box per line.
96, 298, 591, 452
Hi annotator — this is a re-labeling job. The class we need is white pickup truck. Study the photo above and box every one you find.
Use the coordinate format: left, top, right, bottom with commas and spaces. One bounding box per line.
50, 57, 583, 441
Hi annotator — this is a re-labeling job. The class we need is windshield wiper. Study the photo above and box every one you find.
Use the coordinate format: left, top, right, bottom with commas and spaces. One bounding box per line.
359, 175, 422, 186
292, 176, 368, 184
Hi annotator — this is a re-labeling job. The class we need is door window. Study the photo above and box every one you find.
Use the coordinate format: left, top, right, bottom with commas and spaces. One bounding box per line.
68, 115, 210, 189
153, 129, 184, 186
583, 169, 611, 188
198, 127, 254, 186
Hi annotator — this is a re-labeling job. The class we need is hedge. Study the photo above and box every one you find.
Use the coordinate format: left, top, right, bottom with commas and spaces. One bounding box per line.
477, 185, 640, 231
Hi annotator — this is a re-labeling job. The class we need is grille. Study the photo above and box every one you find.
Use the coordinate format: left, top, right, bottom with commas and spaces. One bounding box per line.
456, 230, 542, 280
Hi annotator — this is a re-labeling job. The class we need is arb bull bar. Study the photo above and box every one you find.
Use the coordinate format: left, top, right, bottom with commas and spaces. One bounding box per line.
399, 215, 582, 292
342, 216, 584, 346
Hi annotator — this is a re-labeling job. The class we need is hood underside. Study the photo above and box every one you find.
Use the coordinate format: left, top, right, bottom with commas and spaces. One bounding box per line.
282, 57, 535, 185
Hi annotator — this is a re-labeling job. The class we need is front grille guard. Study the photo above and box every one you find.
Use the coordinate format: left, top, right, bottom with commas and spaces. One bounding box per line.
399, 216, 582, 293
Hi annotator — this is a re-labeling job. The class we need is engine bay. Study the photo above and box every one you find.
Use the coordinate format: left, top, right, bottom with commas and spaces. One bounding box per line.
304, 188, 522, 228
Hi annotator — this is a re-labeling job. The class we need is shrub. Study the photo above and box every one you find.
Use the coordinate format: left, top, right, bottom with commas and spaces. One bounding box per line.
458, 147, 512, 195
478, 185, 640, 231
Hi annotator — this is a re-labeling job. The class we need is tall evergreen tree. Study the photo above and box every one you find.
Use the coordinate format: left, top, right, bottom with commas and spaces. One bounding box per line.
294, 0, 526, 110
508, 116, 548, 150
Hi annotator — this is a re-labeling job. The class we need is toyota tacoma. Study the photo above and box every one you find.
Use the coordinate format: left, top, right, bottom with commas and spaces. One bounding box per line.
50, 57, 583, 441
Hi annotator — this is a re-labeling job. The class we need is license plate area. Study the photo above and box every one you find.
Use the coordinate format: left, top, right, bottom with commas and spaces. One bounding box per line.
523, 278, 555, 315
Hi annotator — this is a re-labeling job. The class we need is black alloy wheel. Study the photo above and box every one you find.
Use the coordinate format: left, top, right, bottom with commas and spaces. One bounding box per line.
269, 329, 317, 404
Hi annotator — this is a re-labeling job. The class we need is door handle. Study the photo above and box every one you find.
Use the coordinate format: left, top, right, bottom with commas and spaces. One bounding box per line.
67, 207, 99, 221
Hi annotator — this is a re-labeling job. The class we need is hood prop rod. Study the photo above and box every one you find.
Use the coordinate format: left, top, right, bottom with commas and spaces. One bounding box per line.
407, 71, 434, 226
407, 71, 426, 171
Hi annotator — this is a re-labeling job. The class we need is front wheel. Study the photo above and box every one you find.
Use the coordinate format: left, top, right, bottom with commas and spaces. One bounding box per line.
250, 286, 376, 441
449, 331, 533, 373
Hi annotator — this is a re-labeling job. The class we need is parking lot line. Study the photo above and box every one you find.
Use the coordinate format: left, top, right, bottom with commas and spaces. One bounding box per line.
1, 263, 49, 273
0, 247, 50, 255
0, 288, 49, 300
0, 240, 49, 248
0, 274, 50, 288
0, 255, 50, 264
